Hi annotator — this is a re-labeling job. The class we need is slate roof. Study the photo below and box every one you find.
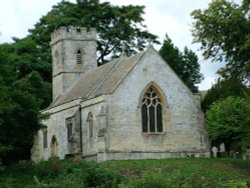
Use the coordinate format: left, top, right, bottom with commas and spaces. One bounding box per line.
49, 50, 146, 108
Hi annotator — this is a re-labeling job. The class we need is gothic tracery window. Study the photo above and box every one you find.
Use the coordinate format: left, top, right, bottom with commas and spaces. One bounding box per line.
141, 86, 163, 133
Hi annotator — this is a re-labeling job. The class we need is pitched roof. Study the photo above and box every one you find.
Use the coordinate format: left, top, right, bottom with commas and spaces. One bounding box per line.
49, 50, 146, 108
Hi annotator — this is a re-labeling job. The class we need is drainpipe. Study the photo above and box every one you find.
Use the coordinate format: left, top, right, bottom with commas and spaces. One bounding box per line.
79, 105, 83, 153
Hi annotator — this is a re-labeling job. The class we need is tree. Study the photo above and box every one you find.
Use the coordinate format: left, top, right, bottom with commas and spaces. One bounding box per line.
0, 0, 158, 164
159, 34, 203, 93
0, 72, 49, 164
0, 44, 16, 158
191, 0, 250, 80
29, 0, 159, 67
206, 96, 250, 150
0, 44, 50, 164
201, 78, 250, 112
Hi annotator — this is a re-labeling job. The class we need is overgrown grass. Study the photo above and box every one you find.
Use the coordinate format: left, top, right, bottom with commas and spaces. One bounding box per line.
0, 158, 249, 188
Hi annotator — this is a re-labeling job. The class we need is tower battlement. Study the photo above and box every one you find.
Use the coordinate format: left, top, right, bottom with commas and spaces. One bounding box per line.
51, 27, 97, 45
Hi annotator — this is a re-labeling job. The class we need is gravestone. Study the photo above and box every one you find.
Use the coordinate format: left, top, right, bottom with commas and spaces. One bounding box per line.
219, 142, 227, 157
219, 143, 225, 152
212, 146, 218, 158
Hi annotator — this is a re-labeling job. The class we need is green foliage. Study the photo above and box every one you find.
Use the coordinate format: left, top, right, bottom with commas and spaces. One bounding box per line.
0, 0, 157, 164
206, 96, 250, 148
29, 0, 159, 66
129, 171, 174, 188
0, 159, 250, 188
103, 158, 250, 188
0, 159, 125, 188
201, 78, 249, 112
83, 163, 125, 188
11, 37, 52, 82
0, 44, 50, 163
220, 180, 248, 188
159, 34, 203, 93
191, 0, 250, 80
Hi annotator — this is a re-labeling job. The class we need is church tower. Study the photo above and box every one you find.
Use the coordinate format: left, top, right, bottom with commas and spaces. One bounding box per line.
51, 27, 97, 100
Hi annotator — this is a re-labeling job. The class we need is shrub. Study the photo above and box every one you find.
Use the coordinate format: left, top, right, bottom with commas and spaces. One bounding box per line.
34, 158, 63, 179
83, 163, 125, 188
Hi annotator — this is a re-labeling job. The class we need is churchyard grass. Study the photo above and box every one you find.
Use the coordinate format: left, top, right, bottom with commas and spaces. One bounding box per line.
0, 158, 249, 188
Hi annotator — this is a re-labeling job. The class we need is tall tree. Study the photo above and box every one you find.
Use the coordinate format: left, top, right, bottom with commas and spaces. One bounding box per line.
206, 96, 250, 150
0, 44, 50, 164
159, 34, 203, 93
201, 78, 250, 112
0, 44, 15, 157
0, 0, 158, 164
29, 0, 159, 67
191, 0, 250, 80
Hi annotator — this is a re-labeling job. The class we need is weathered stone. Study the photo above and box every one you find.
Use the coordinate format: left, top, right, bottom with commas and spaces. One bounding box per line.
31, 27, 210, 163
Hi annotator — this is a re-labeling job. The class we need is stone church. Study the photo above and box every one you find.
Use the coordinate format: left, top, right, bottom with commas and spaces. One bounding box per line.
31, 27, 210, 162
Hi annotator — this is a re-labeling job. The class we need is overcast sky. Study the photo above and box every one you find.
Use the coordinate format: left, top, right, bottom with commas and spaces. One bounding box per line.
0, 0, 242, 90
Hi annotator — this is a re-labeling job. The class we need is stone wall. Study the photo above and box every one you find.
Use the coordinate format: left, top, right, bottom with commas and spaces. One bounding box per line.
105, 48, 210, 160
31, 48, 210, 163
31, 99, 82, 162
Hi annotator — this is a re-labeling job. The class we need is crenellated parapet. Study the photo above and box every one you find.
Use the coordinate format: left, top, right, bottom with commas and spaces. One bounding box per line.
51, 27, 97, 45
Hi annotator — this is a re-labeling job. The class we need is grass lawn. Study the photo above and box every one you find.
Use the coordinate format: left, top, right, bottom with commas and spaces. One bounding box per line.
0, 158, 249, 188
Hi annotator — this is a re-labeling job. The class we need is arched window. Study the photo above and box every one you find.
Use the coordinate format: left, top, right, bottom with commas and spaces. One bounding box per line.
141, 85, 163, 133
76, 49, 83, 64
50, 135, 58, 158
87, 112, 93, 139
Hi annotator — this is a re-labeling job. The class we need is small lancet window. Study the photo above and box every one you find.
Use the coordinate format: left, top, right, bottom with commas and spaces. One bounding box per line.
66, 118, 73, 141
87, 112, 93, 139
76, 49, 83, 64
55, 50, 59, 65
141, 86, 163, 133
43, 129, 48, 148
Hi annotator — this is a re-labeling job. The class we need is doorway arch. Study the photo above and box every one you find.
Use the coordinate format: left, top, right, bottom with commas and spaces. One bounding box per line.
50, 135, 58, 158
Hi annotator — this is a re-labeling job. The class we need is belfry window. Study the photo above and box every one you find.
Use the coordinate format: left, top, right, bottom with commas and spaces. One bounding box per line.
76, 49, 83, 64
141, 86, 163, 133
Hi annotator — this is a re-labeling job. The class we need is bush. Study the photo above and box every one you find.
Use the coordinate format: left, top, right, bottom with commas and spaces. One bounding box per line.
83, 163, 125, 188
34, 159, 64, 178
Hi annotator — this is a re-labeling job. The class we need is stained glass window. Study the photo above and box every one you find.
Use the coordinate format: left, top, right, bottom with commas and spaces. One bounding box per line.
141, 86, 163, 133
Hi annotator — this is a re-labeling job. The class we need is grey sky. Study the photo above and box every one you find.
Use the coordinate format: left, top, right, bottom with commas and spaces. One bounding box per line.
0, 0, 242, 90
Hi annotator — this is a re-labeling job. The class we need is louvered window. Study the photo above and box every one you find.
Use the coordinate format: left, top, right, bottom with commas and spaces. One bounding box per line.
76, 49, 83, 64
